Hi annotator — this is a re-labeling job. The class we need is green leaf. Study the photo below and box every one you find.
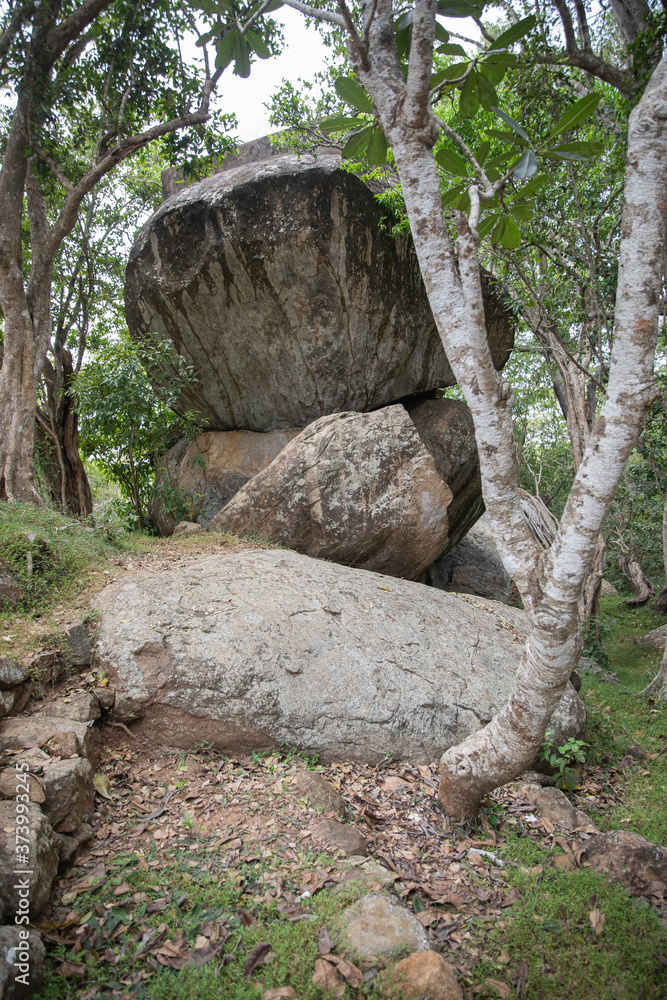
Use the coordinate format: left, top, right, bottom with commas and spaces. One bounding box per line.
514, 172, 549, 198
435, 21, 449, 42
319, 115, 366, 133
342, 126, 374, 159
548, 93, 601, 139
476, 71, 498, 112
233, 34, 251, 77
491, 106, 530, 141
441, 183, 465, 207
437, 62, 470, 82
488, 14, 537, 50
437, 0, 484, 15
435, 146, 469, 177
486, 128, 522, 143
436, 42, 467, 56
563, 769, 577, 792
245, 28, 270, 59
509, 201, 534, 221
214, 29, 237, 71
457, 190, 471, 213
412, 895, 426, 913
486, 149, 520, 168
459, 73, 479, 118
195, 29, 217, 48
490, 217, 506, 245
542, 150, 588, 161
474, 140, 490, 166
545, 141, 604, 157
478, 59, 507, 86
335, 76, 373, 114
513, 149, 538, 180
366, 127, 388, 166
500, 216, 521, 248
483, 51, 518, 66
477, 214, 497, 238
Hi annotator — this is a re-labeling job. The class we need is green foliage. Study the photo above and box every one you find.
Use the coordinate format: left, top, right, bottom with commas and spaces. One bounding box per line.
540, 734, 588, 792
0, 502, 128, 612
76, 336, 202, 531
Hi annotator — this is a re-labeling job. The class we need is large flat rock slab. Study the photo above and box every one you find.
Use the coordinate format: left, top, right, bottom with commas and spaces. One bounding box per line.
125, 154, 514, 432
93, 549, 584, 763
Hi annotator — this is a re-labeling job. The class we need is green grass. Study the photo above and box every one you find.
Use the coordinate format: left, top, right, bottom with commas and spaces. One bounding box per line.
0, 501, 135, 613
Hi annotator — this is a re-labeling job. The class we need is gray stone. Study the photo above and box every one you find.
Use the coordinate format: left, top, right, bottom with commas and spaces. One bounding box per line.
600, 579, 619, 596
0, 717, 94, 764
150, 428, 303, 535
210, 405, 464, 580
311, 819, 367, 858
125, 154, 513, 433
0, 802, 58, 919
427, 513, 511, 603
638, 624, 667, 649
56, 823, 94, 869
583, 831, 667, 890
42, 758, 94, 833
171, 521, 203, 538
338, 894, 429, 962
576, 656, 621, 685
334, 857, 398, 895
0, 687, 29, 720
0, 926, 46, 999
42, 690, 100, 723
0, 660, 28, 692
92, 547, 585, 763
0, 566, 21, 609
60, 622, 91, 669
94, 685, 115, 711
293, 771, 348, 819
535, 787, 599, 833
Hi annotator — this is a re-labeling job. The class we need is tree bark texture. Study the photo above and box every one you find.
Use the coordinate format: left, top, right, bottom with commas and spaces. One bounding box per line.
618, 552, 655, 605
640, 642, 667, 698
36, 348, 92, 517
343, 0, 667, 818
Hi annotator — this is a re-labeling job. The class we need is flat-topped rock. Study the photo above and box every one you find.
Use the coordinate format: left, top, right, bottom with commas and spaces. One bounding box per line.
125, 154, 514, 432
93, 548, 585, 763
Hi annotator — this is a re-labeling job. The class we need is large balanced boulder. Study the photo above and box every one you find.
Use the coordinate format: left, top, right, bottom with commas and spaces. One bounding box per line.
150, 427, 302, 535
208, 402, 481, 580
125, 154, 514, 432
93, 548, 585, 763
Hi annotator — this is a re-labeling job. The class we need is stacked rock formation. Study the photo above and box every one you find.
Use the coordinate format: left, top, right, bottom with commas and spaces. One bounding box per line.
126, 149, 515, 577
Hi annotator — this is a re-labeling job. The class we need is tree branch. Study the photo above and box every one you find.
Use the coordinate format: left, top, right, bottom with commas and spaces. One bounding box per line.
406, 0, 437, 127
282, 0, 346, 29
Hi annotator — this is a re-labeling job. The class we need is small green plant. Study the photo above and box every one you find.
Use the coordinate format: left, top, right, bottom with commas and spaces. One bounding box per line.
540, 733, 588, 792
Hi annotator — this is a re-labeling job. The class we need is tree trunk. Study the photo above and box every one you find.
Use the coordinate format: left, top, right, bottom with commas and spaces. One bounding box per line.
639, 642, 667, 698
618, 552, 654, 605
0, 305, 44, 503
581, 532, 607, 620
654, 585, 667, 614
36, 349, 92, 517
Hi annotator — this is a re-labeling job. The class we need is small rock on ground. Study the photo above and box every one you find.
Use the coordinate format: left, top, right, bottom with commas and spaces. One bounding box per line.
584, 831, 667, 890
310, 819, 367, 858
0, 659, 29, 690
535, 787, 599, 833
293, 771, 347, 819
333, 857, 398, 895
382, 950, 463, 1000
0, 926, 46, 999
0, 803, 58, 919
172, 521, 203, 537
338, 893, 429, 962
60, 622, 92, 668
0, 717, 94, 764
42, 758, 94, 833
42, 690, 100, 723
0, 686, 29, 719
577, 656, 620, 685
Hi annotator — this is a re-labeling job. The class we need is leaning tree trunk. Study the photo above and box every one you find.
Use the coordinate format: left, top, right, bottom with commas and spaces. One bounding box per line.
640, 642, 667, 698
618, 552, 654, 605
36, 348, 92, 517
351, 0, 667, 818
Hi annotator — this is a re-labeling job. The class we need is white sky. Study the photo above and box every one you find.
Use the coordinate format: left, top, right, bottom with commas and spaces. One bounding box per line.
213, 8, 481, 144
214, 8, 331, 144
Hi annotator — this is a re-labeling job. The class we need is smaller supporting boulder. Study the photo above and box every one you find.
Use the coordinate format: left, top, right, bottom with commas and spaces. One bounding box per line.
209, 401, 481, 581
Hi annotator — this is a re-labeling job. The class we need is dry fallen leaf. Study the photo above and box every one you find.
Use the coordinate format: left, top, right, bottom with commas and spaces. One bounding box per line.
324, 955, 364, 988
588, 908, 605, 935
57, 960, 86, 979
312, 957, 345, 997
515, 958, 529, 998
485, 977, 512, 998
263, 989, 297, 1000
93, 773, 113, 800
244, 942, 274, 977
